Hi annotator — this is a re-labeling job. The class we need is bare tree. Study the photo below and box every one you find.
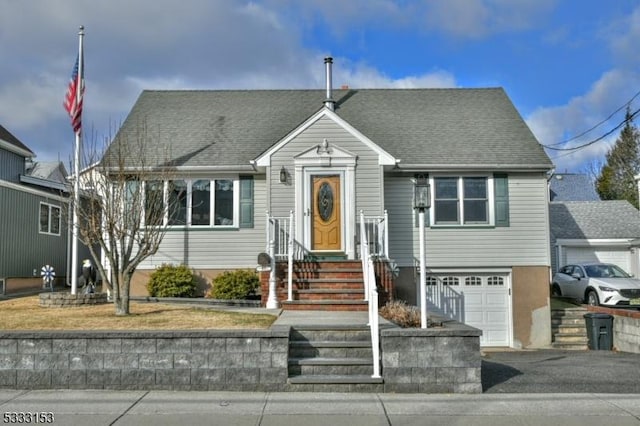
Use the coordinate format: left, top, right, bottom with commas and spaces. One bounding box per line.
73, 124, 178, 315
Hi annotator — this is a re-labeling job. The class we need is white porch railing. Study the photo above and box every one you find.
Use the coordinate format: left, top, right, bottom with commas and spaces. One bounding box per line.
266, 211, 297, 302
360, 210, 381, 378
357, 210, 389, 259
414, 261, 464, 322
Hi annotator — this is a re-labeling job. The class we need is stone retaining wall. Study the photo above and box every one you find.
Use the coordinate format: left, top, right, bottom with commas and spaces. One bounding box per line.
39, 292, 109, 307
381, 322, 482, 393
586, 305, 640, 354
0, 329, 290, 391
0, 324, 482, 392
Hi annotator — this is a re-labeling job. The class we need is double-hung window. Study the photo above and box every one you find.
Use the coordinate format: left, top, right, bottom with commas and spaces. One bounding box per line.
190, 178, 236, 226
39, 202, 61, 235
431, 176, 493, 226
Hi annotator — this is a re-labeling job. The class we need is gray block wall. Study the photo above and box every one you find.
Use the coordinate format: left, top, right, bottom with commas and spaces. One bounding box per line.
381, 323, 482, 393
0, 323, 482, 392
0, 329, 290, 391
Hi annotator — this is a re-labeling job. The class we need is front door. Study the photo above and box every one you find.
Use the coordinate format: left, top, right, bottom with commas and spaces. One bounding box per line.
311, 175, 342, 251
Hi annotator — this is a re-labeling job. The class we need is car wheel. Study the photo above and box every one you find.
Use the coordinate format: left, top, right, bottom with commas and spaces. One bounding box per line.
551, 284, 562, 297
586, 290, 600, 306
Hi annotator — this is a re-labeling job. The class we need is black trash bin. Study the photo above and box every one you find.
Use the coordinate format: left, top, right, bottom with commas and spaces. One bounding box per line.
583, 313, 613, 350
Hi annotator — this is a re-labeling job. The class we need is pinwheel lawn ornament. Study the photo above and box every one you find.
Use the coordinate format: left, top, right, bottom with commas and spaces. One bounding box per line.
41, 265, 55, 292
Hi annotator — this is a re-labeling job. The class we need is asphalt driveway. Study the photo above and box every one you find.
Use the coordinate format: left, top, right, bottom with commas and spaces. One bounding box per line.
482, 349, 640, 393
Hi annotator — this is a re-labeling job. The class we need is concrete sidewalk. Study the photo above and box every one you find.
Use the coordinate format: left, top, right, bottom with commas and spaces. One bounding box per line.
0, 390, 638, 425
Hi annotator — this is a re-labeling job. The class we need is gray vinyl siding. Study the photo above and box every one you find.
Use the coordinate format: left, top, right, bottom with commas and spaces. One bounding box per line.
0, 186, 68, 278
385, 173, 551, 267
139, 175, 267, 269
269, 115, 383, 216
0, 150, 25, 183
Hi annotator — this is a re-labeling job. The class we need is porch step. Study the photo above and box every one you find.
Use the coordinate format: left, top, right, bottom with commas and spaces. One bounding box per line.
288, 375, 383, 384
287, 325, 381, 391
278, 260, 367, 311
281, 300, 368, 311
551, 306, 588, 350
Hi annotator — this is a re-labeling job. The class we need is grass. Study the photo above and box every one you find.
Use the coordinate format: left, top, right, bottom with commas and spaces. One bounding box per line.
550, 296, 582, 310
0, 296, 277, 331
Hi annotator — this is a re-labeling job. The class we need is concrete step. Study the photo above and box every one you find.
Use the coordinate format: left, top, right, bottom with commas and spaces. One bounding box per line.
288, 375, 383, 385
282, 300, 368, 311
290, 326, 371, 342
288, 325, 377, 384
553, 333, 589, 344
552, 324, 588, 334
551, 341, 589, 350
289, 340, 372, 358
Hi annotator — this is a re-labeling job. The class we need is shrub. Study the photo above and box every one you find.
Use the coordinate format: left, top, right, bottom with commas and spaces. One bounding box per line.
379, 300, 422, 328
209, 269, 259, 300
147, 264, 197, 298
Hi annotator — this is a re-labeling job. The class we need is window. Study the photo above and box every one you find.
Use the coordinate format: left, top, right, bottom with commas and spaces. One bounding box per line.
442, 276, 459, 286
39, 203, 61, 235
138, 177, 246, 228
425, 276, 438, 286
191, 180, 210, 226
465, 276, 482, 286
214, 179, 234, 225
144, 180, 165, 226
168, 180, 188, 226
487, 276, 504, 286
432, 176, 492, 226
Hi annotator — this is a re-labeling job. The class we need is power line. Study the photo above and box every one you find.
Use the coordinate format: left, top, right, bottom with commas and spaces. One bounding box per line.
541, 106, 640, 152
544, 89, 640, 148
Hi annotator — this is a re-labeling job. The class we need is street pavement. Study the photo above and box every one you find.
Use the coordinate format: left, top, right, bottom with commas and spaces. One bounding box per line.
482, 349, 640, 393
0, 348, 639, 425
0, 389, 639, 426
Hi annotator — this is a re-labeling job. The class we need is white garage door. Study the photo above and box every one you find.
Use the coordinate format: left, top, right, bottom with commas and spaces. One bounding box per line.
564, 246, 631, 273
426, 272, 511, 347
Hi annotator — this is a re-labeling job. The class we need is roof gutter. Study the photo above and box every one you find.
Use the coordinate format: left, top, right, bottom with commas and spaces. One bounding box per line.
0, 139, 34, 158
99, 164, 258, 173
19, 174, 70, 192
395, 163, 554, 172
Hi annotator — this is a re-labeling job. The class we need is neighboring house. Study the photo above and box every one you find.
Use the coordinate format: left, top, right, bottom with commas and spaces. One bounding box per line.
549, 173, 640, 276
105, 58, 553, 348
0, 125, 72, 293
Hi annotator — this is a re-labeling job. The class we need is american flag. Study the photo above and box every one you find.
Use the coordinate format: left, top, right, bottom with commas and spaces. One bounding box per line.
63, 55, 84, 133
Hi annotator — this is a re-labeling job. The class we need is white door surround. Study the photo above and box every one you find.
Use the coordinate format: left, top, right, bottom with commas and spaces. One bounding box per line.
293, 140, 357, 258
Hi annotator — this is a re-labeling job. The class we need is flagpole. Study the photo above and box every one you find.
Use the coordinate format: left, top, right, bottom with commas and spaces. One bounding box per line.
71, 25, 84, 295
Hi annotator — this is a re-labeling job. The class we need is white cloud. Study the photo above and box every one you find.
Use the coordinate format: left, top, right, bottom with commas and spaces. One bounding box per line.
526, 69, 640, 172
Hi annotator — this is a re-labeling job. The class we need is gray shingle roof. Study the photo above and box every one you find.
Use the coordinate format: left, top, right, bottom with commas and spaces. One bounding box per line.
0, 124, 34, 156
106, 88, 552, 170
550, 201, 640, 240
549, 174, 600, 201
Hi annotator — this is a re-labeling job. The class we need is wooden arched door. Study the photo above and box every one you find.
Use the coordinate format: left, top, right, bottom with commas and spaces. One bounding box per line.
311, 175, 341, 251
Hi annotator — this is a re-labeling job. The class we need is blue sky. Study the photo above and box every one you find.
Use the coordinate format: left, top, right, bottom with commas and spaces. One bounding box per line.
2, 0, 640, 174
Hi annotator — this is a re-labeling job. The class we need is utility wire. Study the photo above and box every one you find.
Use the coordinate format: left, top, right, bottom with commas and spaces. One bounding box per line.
544, 89, 640, 148
541, 106, 640, 152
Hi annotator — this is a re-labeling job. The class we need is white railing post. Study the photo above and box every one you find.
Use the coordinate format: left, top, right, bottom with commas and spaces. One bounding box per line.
368, 255, 381, 378
418, 209, 428, 329
287, 210, 294, 301
383, 210, 389, 258
266, 239, 279, 309
360, 210, 369, 301
265, 211, 271, 253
